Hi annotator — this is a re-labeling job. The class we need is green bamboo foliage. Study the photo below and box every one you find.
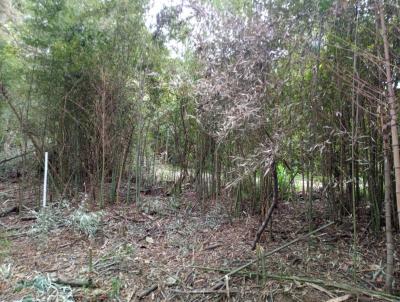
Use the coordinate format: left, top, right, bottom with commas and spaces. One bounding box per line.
1, 3, 400, 282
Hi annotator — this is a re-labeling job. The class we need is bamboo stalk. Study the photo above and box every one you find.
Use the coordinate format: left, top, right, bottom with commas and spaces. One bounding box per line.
377, 0, 400, 228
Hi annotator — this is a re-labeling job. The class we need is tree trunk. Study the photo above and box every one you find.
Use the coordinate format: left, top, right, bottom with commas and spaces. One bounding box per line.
382, 122, 394, 293
377, 1, 400, 228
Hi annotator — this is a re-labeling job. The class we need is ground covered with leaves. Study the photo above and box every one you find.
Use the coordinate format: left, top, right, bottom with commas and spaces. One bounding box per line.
0, 182, 399, 302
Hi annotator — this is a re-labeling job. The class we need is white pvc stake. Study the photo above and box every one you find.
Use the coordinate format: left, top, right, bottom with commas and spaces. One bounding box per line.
42, 152, 48, 208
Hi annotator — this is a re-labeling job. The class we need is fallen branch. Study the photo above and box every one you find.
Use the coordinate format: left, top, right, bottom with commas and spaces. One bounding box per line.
127, 286, 138, 302
5, 230, 32, 238
0, 205, 19, 217
201, 265, 397, 301
136, 284, 158, 299
306, 281, 335, 298
52, 277, 95, 288
251, 198, 277, 250
203, 243, 223, 251
171, 289, 239, 295
263, 274, 399, 301
19, 216, 37, 221
326, 294, 352, 302
57, 237, 83, 250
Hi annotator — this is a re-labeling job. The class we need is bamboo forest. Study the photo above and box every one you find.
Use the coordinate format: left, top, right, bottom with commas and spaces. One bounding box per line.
0, 0, 399, 301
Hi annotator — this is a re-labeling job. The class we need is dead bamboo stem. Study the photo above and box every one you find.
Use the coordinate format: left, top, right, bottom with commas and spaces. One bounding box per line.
261, 274, 399, 302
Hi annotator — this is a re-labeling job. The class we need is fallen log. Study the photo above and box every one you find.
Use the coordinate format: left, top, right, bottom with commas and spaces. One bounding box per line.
0, 205, 19, 217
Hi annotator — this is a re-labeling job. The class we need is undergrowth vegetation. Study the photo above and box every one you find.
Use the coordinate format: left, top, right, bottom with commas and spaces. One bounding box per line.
0, 0, 400, 300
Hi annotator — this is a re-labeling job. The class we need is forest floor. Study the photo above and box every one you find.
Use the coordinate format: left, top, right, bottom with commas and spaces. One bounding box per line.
0, 181, 399, 302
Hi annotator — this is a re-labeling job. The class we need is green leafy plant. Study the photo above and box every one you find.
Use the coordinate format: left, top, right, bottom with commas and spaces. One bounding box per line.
110, 277, 122, 298
277, 164, 299, 199
0, 235, 10, 261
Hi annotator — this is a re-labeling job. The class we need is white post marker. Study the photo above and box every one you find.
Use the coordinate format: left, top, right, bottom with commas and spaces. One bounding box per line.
42, 151, 48, 208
